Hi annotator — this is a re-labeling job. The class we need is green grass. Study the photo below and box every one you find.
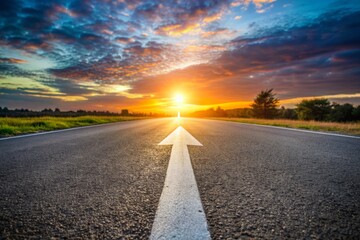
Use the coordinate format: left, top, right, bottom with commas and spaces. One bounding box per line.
212, 117, 360, 136
0, 116, 146, 137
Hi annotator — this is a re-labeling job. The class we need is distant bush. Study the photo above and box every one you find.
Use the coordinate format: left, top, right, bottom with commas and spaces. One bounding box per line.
278, 107, 298, 120
353, 106, 360, 121
296, 98, 331, 121
0, 126, 15, 135
225, 108, 253, 118
189, 107, 226, 117
329, 103, 355, 122
295, 99, 360, 122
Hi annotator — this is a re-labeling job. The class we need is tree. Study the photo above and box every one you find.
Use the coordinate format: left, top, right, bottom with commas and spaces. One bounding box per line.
329, 103, 354, 122
251, 89, 279, 119
352, 105, 360, 121
41, 108, 53, 113
278, 106, 298, 119
215, 106, 226, 117
121, 109, 129, 116
296, 98, 331, 121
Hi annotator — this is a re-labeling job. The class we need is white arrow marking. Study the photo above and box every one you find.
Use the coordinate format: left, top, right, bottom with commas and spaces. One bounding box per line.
150, 126, 210, 240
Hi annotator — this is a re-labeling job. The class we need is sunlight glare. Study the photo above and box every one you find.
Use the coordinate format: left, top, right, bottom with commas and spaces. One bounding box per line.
174, 93, 184, 104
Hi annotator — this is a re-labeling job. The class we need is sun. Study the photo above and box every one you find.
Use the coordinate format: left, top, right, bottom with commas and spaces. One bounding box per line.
174, 93, 184, 104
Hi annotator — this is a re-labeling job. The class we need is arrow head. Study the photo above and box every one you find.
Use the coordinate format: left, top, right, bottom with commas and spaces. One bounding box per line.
159, 126, 202, 146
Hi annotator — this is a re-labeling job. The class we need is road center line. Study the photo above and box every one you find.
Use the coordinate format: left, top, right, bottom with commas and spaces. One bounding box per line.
150, 126, 210, 240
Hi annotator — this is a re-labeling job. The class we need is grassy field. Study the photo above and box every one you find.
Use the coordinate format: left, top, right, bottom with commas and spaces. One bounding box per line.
213, 117, 360, 136
0, 116, 146, 137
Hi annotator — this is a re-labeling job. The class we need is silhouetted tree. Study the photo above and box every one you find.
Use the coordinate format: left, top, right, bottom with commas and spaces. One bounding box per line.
41, 108, 53, 113
278, 106, 298, 119
55, 108, 60, 112
352, 105, 360, 121
296, 98, 331, 121
215, 106, 226, 117
251, 89, 279, 119
329, 103, 354, 122
225, 108, 252, 118
121, 109, 129, 116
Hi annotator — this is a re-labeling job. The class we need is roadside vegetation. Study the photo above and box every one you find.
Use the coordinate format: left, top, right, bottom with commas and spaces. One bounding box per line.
213, 117, 360, 136
189, 89, 360, 136
0, 116, 145, 137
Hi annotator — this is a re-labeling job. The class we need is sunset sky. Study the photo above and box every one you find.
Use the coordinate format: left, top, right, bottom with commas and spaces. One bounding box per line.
0, 0, 359, 114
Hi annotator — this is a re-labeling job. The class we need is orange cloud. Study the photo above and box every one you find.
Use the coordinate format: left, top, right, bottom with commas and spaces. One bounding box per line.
155, 23, 200, 37
0, 58, 27, 64
201, 28, 236, 38
231, 0, 276, 11
53, 5, 77, 17
101, 29, 113, 35
203, 12, 223, 23
23, 42, 52, 52
185, 44, 226, 52
116, 37, 135, 44
252, 0, 276, 9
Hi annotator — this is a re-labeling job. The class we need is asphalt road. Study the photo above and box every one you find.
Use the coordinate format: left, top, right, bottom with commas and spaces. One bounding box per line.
1, 118, 359, 239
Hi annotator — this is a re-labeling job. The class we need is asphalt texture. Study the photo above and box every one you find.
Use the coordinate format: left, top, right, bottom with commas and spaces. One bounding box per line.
182, 119, 360, 239
1, 118, 360, 239
0, 119, 177, 239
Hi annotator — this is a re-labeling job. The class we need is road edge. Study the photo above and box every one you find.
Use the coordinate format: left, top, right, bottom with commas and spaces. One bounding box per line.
0, 118, 149, 141
198, 118, 360, 139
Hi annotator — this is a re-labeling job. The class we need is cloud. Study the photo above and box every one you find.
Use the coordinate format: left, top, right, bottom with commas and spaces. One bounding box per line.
184, 45, 226, 53
231, 0, 276, 12
252, 0, 276, 9
132, 10, 360, 105
0, 58, 27, 64
203, 12, 223, 23
0, 63, 38, 79
135, 0, 230, 37
48, 40, 179, 84
201, 28, 236, 38
0, 0, 359, 112
116, 37, 135, 44
155, 22, 201, 37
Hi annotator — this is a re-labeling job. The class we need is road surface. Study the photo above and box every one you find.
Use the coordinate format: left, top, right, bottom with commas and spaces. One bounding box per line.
0, 118, 359, 239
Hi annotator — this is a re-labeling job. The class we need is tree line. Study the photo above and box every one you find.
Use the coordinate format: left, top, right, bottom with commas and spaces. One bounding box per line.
188, 89, 360, 122
0, 107, 169, 118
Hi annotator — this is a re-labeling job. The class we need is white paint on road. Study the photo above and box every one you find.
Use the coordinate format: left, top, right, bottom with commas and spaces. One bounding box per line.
150, 126, 210, 240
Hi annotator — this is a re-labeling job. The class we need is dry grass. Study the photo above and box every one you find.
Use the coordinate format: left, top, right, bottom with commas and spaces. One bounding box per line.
0, 116, 146, 137
212, 117, 360, 136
